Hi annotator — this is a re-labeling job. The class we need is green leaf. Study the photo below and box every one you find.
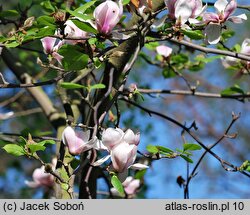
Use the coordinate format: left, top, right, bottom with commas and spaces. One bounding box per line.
146, 144, 159, 154
90, 84, 106, 90
221, 30, 235, 40
221, 84, 245, 96
3, 144, 26, 156
0, 10, 20, 18
60, 82, 87, 89
27, 144, 46, 154
66, 8, 93, 21
74, 1, 97, 13
183, 143, 202, 151
180, 155, 193, 163
41, 1, 56, 13
145, 41, 159, 50
162, 67, 176, 79
135, 169, 147, 180
38, 140, 56, 145
36, 16, 56, 27
156, 146, 174, 153
182, 30, 204, 40
123, 0, 131, 5
61, 183, 69, 191
58, 45, 89, 70
194, 55, 222, 63
19, 0, 32, 11
71, 19, 97, 34
111, 175, 125, 197
18, 136, 27, 148
171, 53, 189, 64
35, 27, 57, 38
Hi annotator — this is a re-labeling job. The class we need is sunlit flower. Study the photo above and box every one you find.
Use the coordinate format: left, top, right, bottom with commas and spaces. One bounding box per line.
164, 0, 206, 24
40, 37, 63, 64
93, 0, 123, 35
62, 126, 96, 155
222, 38, 250, 69
102, 128, 140, 172
156, 45, 173, 58
25, 159, 56, 188
202, 0, 247, 44
64, 20, 88, 44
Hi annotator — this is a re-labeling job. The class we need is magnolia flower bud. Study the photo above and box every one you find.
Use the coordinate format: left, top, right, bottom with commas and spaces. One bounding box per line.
93, 0, 123, 35
25, 159, 56, 188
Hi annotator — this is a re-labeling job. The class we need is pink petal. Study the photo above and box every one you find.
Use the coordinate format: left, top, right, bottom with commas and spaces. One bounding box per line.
202, 12, 220, 23
156, 45, 173, 58
102, 128, 124, 150
224, 0, 237, 20
228, 14, 247, 23
175, 0, 193, 24
165, 0, 178, 19
94, 0, 122, 35
41, 37, 56, 54
124, 178, 140, 195
205, 23, 222, 44
214, 0, 228, 13
241, 38, 250, 55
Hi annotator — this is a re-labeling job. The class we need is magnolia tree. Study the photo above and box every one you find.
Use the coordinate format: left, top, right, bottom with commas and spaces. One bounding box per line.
0, 0, 250, 199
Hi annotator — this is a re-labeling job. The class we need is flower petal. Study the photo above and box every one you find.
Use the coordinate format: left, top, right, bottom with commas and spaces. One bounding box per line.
204, 23, 222, 44
129, 163, 149, 170
224, 0, 237, 20
228, 14, 247, 23
41, 37, 56, 54
102, 128, 124, 150
92, 154, 111, 166
214, 0, 228, 13
156, 45, 173, 58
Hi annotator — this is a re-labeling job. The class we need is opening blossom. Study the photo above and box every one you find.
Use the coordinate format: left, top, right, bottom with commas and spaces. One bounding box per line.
222, 38, 250, 70
102, 128, 140, 173
64, 20, 88, 44
164, 0, 206, 24
40, 37, 63, 64
202, 0, 247, 44
62, 126, 97, 155
93, 0, 123, 35
156, 45, 173, 58
25, 159, 56, 188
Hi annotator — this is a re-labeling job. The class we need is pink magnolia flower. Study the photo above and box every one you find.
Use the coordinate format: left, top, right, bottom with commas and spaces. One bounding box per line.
222, 38, 250, 69
93, 0, 123, 35
62, 126, 96, 155
102, 128, 140, 172
164, 0, 206, 24
25, 159, 56, 188
202, 0, 247, 44
156, 45, 173, 58
64, 20, 88, 44
40, 37, 63, 64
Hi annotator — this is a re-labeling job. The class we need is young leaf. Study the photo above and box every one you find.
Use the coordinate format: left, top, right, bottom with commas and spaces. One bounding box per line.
146, 144, 159, 154
180, 154, 193, 163
156, 146, 174, 153
111, 175, 125, 196
38, 140, 56, 145
66, 8, 93, 21
60, 82, 87, 89
58, 45, 89, 70
71, 19, 97, 34
183, 143, 202, 151
74, 1, 97, 13
182, 30, 204, 40
90, 84, 106, 90
27, 144, 46, 154
3, 144, 26, 156
36, 15, 56, 27
221, 85, 245, 96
